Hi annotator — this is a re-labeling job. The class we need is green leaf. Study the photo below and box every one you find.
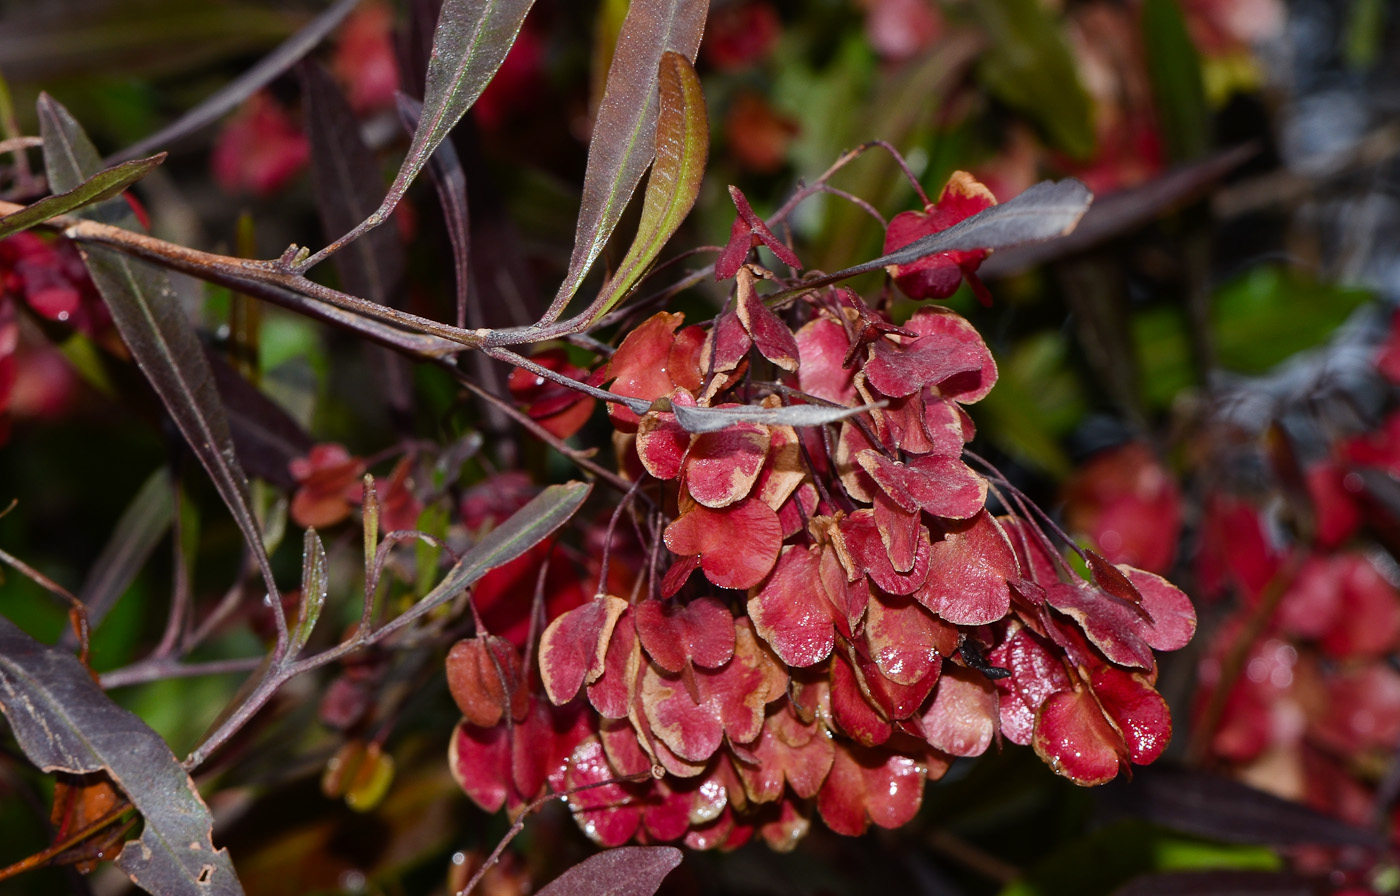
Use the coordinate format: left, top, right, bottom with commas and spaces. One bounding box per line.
37, 94, 282, 620
546, 0, 710, 319
973, 0, 1096, 160
1213, 267, 1371, 372
1133, 267, 1373, 409
0, 153, 166, 240
1141, 0, 1209, 161
378, 482, 592, 638
293, 528, 328, 654
0, 615, 245, 895
591, 50, 708, 322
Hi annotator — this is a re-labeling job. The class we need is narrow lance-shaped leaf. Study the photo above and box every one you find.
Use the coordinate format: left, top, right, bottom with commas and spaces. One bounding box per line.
377, 482, 592, 637
543, 0, 709, 321
294, 528, 328, 654
0, 153, 165, 240
301, 61, 404, 307
670, 400, 885, 434
75, 466, 173, 634
536, 846, 683, 896
590, 50, 708, 322
0, 615, 244, 895
38, 95, 282, 622
108, 0, 361, 162
788, 178, 1093, 294
318, 0, 536, 263
397, 94, 471, 327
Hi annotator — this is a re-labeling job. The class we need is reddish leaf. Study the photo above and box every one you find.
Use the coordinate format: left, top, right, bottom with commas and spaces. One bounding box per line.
872, 490, 921, 573
539, 596, 630, 705
559, 736, 645, 846
858, 451, 987, 520
863, 592, 955, 686
642, 664, 725, 762
841, 509, 932, 596
829, 651, 893, 746
635, 406, 690, 481
757, 795, 812, 852
735, 267, 799, 370
737, 703, 836, 802
1033, 685, 1126, 785
1044, 581, 1156, 671
449, 719, 510, 812
589, 609, 642, 718
921, 666, 997, 757
289, 443, 364, 529
664, 499, 783, 590
863, 333, 985, 399
1090, 665, 1171, 765
446, 635, 528, 727
816, 741, 926, 836
748, 545, 838, 667
883, 171, 997, 301
989, 625, 1073, 745
917, 511, 1018, 624
684, 422, 770, 508
693, 618, 788, 745
851, 645, 942, 722
753, 423, 805, 511
1120, 565, 1196, 652
901, 307, 998, 403
794, 313, 858, 404
635, 596, 736, 673
720, 184, 801, 273
706, 311, 752, 378
607, 311, 688, 428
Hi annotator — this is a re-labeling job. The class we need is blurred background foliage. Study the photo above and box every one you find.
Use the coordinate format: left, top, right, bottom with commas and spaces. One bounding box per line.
4, 0, 1400, 893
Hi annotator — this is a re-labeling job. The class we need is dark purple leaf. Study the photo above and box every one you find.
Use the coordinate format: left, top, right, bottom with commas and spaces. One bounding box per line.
360, 0, 537, 246
397, 93, 471, 327
536, 846, 683, 896
790, 179, 1092, 294
0, 152, 165, 239
205, 348, 314, 489
981, 145, 1257, 276
301, 61, 405, 307
546, 0, 709, 317
0, 615, 244, 895
39, 95, 283, 620
1099, 766, 1386, 848
1112, 870, 1327, 896
108, 0, 361, 163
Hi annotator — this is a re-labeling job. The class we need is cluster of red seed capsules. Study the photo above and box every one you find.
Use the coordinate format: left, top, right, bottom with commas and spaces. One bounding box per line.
446, 173, 1196, 850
